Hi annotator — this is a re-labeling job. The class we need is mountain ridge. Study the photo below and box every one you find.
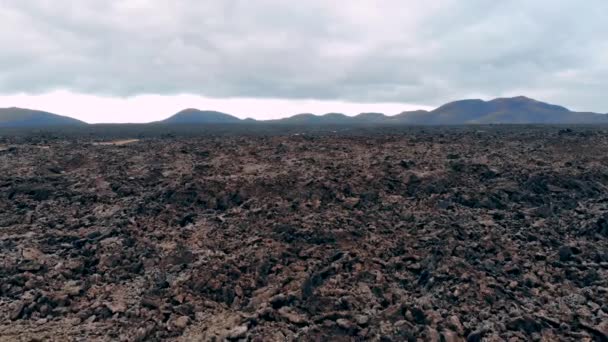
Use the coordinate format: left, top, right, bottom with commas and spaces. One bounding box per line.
2, 96, 607, 127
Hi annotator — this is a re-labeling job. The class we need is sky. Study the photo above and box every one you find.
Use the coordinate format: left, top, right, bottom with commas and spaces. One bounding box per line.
1, 1, 607, 123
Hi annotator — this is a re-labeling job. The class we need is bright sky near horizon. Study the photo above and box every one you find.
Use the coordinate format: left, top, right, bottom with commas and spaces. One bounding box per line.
1, 1, 607, 122
0, 91, 432, 123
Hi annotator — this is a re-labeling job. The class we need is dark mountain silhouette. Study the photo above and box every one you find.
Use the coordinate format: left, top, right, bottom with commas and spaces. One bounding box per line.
160, 109, 241, 124
272, 112, 392, 124
353, 112, 389, 123
272, 113, 355, 124
395, 96, 608, 124
2, 96, 607, 127
266, 96, 608, 125
0, 107, 85, 127
391, 110, 431, 122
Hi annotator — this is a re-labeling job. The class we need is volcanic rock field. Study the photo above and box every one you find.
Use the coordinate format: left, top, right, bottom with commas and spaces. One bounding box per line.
0, 126, 607, 341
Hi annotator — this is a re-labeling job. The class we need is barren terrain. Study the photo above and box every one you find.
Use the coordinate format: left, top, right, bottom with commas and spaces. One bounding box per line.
0, 126, 607, 341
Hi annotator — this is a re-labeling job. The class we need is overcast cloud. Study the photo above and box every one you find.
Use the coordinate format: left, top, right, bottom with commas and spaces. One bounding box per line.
1, 1, 607, 121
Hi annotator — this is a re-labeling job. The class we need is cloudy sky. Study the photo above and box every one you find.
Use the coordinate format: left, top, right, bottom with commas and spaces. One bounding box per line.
1, 1, 607, 123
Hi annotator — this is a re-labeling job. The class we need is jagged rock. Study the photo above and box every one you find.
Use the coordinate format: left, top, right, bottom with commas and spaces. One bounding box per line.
336, 318, 355, 330
447, 315, 465, 335
277, 307, 308, 325
106, 301, 127, 314
227, 325, 249, 340
21, 247, 44, 261
173, 315, 190, 329
17, 261, 42, 272
62, 281, 83, 297
355, 314, 370, 326
10, 301, 25, 320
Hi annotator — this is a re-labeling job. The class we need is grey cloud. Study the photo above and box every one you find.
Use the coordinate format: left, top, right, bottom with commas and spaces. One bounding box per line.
0, 0, 607, 111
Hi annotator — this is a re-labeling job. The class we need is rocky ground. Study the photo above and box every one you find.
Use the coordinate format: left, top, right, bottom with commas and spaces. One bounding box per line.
0, 126, 607, 341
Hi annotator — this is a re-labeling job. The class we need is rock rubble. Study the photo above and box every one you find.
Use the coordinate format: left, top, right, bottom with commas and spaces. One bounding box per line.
0, 127, 607, 340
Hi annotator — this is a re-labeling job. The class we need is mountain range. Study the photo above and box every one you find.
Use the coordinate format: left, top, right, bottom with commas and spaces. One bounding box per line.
2, 96, 607, 127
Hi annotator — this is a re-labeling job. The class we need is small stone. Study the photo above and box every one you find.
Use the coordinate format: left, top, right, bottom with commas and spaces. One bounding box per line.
227, 325, 249, 340
10, 301, 25, 320
336, 318, 354, 330
174, 315, 190, 329
141, 296, 161, 309
382, 304, 405, 321
67, 317, 82, 326
343, 197, 360, 209
90, 273, 103, 284
394, 320, 415, 337
106, 301, 127, 314
278, 307, 308, 325
22, 247, 44, 261
355, 314, 370, 326
63, 280, 83, 297
51, 293, 69, 307
17, 261, 42, 272
407, 263, 422, 271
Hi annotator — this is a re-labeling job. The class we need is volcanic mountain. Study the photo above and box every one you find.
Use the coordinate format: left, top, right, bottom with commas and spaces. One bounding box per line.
0, 108, 85, 127
395, 96, 608, 124
160, 109, 241, 124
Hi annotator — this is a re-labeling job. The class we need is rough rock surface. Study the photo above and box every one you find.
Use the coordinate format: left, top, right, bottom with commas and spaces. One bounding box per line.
0, 127, 607, 341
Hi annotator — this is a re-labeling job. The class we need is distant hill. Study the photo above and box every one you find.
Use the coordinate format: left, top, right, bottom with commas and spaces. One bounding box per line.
0, 107, 85, 127
272, 113, 355, 124
270, 112, 389, 124
395, 96, 608, 125
353, 112, 389, 123
160, 109, 242, 124
391, 110, 431, 123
